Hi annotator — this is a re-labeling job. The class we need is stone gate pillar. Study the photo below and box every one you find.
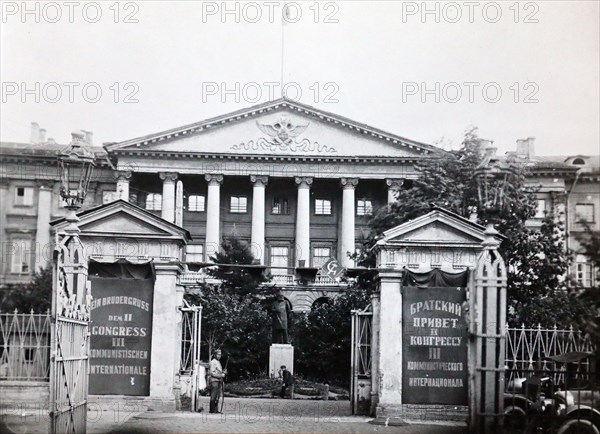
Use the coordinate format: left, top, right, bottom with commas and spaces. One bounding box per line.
371, 208, 506, 427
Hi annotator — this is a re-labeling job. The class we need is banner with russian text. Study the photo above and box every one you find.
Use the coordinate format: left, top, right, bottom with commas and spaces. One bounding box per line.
89, 277, 153, 395
402, 286, 468, 405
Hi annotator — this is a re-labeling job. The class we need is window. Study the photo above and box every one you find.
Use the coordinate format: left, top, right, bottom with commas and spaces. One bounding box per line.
230, 196, 248, 213
357, 199, 373, 216
102, 191, 119, 204
315, 199, 332, 215
186, 244, 204, 262
534, 199, 546, 218
575, 204, 595, 223
272, 197, 290, 215
145, 193, 162, 211
270, 246, 289, 274
24, 348, 35, 363
14, 187, 33, 206
572, 158, 586, 165
312, 247, 331, 268
575, 262, 595, 287
10, 239, 32, 274
188, 195, 205, 212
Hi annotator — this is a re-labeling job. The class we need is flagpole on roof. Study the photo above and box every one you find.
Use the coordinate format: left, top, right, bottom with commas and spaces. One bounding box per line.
281, 1, 286, 98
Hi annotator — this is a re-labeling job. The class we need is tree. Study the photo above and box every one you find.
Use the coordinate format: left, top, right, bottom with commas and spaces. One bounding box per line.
572, 224, 600, 352
186, 284, 271, 379
208, 237, 269, 296
293, 289, 370, 386
185, 237, 273, 379
0, 265, 52, 312
368, 127, 578, 327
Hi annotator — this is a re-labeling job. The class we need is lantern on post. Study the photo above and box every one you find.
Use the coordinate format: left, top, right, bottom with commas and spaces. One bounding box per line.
57, 131, 96, 232
50, 132, 96, 432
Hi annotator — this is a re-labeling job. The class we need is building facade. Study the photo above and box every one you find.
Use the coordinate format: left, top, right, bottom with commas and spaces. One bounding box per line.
1, 99, 598, 310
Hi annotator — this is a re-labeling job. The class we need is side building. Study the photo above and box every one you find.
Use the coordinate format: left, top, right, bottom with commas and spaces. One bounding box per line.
1, 100, 598, 309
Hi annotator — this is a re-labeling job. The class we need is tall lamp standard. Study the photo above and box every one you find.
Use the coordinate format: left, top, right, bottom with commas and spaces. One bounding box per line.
49, 132, 97, 433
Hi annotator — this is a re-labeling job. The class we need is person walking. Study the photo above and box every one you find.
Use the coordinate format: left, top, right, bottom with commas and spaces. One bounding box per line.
280, 365, 294, 399
209, 349, 226, 413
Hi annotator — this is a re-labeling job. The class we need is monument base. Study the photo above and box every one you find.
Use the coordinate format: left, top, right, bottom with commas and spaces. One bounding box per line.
269, 344, 294, 377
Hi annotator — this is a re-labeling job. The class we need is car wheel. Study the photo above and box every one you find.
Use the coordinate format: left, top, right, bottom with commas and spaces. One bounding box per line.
504, 405, 527, 429
556, 419, 600, 434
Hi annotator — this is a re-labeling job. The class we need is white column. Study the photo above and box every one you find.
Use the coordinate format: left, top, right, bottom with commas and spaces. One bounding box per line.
205, 174, 223, 259
386, 179, 404, 205
250, 175, 268, 264
160, 172, 178, 223
115, 170, 131, 202
0, 181, 10, 274
295, 177, 312, 267
341, 178, 358, 267
175, 180, 184, 227
35, 182, 53, 271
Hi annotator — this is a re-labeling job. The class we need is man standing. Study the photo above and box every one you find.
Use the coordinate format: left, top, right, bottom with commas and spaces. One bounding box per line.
209, 349, 226, 413
280, 365, 294, 399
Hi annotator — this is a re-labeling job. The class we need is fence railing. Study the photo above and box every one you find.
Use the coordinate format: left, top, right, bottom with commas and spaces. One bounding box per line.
0, 310, 52, 381
505, 324, 596, 385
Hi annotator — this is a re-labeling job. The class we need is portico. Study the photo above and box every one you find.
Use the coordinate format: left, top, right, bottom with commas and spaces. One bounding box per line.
104, 98, 436, 310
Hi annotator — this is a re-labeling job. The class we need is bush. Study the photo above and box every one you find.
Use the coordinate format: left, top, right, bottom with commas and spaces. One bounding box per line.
293, 289, 369, 387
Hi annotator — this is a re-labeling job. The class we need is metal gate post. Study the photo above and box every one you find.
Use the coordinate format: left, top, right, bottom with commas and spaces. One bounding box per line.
473, 227, 507, 433
350, 305, 372, 416
50, 232, 90, 434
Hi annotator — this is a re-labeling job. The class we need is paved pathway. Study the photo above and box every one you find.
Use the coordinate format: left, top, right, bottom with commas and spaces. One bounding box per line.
1, 397, 469, 433
105, 397, 468, 434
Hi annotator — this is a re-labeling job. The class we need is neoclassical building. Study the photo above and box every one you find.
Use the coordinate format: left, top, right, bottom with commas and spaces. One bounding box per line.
1, 98, 598, 310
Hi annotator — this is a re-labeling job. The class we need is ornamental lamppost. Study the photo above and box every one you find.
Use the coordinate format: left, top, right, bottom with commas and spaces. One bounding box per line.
57, 131, 96, 232
49, 132, 97, 433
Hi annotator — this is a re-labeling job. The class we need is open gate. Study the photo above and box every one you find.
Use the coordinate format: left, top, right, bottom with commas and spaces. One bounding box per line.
180, 300, 202, 412
350, 305, 372, 415
50, 234, 90, 434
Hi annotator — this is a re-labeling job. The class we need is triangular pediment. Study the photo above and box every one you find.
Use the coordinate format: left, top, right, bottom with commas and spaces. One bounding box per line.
380, 208, 503, 247
79, 211, 171, 235
105, 98, 440, 159
51, 200, 191, 241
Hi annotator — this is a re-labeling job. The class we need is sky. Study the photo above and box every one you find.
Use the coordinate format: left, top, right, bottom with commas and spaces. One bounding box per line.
1, 1, 599, 156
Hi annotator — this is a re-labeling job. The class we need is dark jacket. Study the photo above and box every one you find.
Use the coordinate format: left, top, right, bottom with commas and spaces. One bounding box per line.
282, 369, 294, 386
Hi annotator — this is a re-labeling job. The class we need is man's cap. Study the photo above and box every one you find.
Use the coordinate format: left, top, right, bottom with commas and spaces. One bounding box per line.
281, 365, 286, 369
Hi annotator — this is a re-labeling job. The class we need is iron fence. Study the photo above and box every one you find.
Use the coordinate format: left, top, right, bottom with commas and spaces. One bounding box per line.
506, 324, 596, 386
0, 310, 52, 381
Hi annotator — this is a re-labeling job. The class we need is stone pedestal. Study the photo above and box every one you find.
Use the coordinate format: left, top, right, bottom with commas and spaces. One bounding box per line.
269, 344, 294, 377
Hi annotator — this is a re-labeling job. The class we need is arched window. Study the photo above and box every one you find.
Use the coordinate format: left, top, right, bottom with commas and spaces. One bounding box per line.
572, 158, 586, 165
311, 297, 331, 309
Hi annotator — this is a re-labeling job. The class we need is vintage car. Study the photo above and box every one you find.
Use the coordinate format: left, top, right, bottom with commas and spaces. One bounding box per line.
549, 351, 600, 434
504, 351, 599, 434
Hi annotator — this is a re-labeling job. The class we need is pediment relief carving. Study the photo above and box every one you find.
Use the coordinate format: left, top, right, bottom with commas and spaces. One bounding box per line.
230, 115, 338, 154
